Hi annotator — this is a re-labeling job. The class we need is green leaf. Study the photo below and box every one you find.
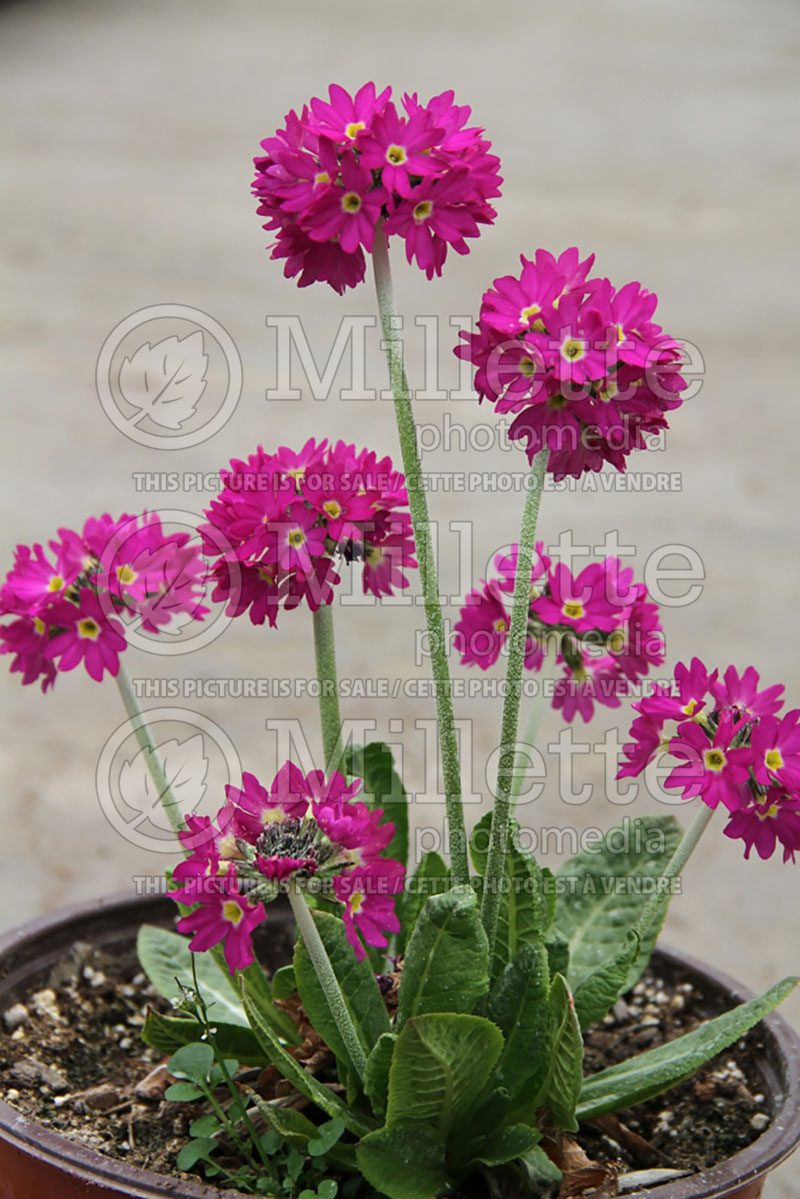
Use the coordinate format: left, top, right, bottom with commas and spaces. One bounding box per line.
176, 1137, 218, 1169
577, 976, 799, 1121
357, 1123, 448, 1199
467, 1123, 540, 1168
164, 1081, 203, 1102
520, 1145, 563, 1185
189, 1114, 222, 1137
343, 741, 408, 872
573, 931, 641, 1033
539, 974, 583, 1132
363, 1033, 397, 1119
397, 852, 450, 955
271, 963, 297, 1001
553, 815, 681, 991
141, 1007, 268, 1066
294, 909, 389, 1077
385, 1012, 503, 1139
241, 977, 374, 1138
396, 886, 489, 1028
470, 812, 548, 982
249, 1098, 356, 1170
167, 1041, 215, 1085
307, 1117, 345, 1157
488, 942, 551, 1101
544, 930, 570, 981
137, 924, 250, 1026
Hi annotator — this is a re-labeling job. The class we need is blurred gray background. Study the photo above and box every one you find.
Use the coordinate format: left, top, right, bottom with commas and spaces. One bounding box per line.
1, 0, 799, 1192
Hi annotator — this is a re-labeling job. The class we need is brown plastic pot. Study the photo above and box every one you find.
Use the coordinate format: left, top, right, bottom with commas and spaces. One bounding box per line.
0, 894, 798, 1199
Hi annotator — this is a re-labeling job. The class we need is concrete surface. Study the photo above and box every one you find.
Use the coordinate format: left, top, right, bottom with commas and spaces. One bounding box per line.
1, 0, 799, 1193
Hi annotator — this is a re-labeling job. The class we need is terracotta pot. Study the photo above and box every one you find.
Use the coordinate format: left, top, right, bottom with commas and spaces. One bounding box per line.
0, 894, 798, 1198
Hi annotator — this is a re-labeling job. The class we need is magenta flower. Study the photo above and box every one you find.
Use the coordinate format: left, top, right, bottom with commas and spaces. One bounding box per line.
456, 249, 687, 478
253, 84, 501, 292
455, 547, 663, 722
617, 658, 800, 864
664, 714, 751, 811
724, 790, 800, 863
0, 513, 209, 690
176, 876, 266, 975
169, 763, 405, 970
200, 439, 417, 628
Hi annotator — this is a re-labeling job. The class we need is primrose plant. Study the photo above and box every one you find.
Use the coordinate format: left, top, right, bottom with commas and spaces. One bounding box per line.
2, 81, 798, 1199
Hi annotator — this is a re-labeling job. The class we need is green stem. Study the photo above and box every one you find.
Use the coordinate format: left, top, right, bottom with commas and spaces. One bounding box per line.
480, 453, 548, 958
633, 802, 716, 940
114, 660, 185, 842
371, 226, 468, 886
509, 643, 554, 808
287, 884, 368, 1081
312, 603, 342, 771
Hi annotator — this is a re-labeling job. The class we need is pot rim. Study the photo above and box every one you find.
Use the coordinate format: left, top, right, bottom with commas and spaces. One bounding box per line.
0, 891, 798, 1199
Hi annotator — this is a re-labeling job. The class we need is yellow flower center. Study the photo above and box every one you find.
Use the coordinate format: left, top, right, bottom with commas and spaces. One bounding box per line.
704, 748, 726, 772
341, 191, 362, 214
494, 618, 507, 633
682, 699, 698, 717
349, 890, 365, 915
223, 901, 244, 926
547, 393, 568, 410
598, 380, 619, 403
33, 616, 46, 636
288, 529, 306, 548
366, 544, 383, 566
561, 337, 586, 362
77, 618, 100, 640
607, 630, 625, 653
413, 200, 433, 222
518, 356, 537, 378
47, 575, 64, 592
562, 601, 585, 621
287, 467, 305, 481
257, 565, 274, 583
386, 144, 407, 165
218, 833, 240, 860
261, 806, 285, 826
345, 121, 365, 139
520, 303, 541, 326
314, 171, 331, 186
323, 500, 343, 520
765, 749, 784, 772
116, 564, 137, 585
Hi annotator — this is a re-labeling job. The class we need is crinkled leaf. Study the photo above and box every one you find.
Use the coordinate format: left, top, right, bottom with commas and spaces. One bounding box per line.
294, 909, 389, 1078
385, 1013, 503, 1139
467, 1123, 541, 1168
396, 886, 489, 1028
488, 942, 551, 1101
357, 1123, 448, 1199
578, 976, 798, 1121
470, 812, 548, 982
142, 1007, 268, 1066
343, 741, 408, 872
545, 929, 570, 981
573, 931, 641, 1033
540, 974, 583, 1132
553, 815, 681, 991
397, 851, 450, 955
364, 1033, 397, 1120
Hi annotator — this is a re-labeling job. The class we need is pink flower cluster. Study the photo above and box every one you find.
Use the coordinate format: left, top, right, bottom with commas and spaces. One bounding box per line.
253, 82, 502, 293
0, 513, 208, 689
618, 659, 800, 863
170, 764, 405, 970
454, 544, 664, 722
455, 248, 688, 478
199, 438, 416, 626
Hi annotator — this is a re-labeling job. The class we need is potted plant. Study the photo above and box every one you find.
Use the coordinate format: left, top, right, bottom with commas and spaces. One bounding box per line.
0, 81, 798, 1199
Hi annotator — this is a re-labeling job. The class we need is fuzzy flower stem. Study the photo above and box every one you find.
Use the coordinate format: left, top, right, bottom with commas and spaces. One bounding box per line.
371, 226, 468, 886
510, 642, 554, 808
480, 452, 548, 957
312, 602, 343, 771
114, 659, 185, 843
634, 802, 716, 941
288, 883, 368, 1081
